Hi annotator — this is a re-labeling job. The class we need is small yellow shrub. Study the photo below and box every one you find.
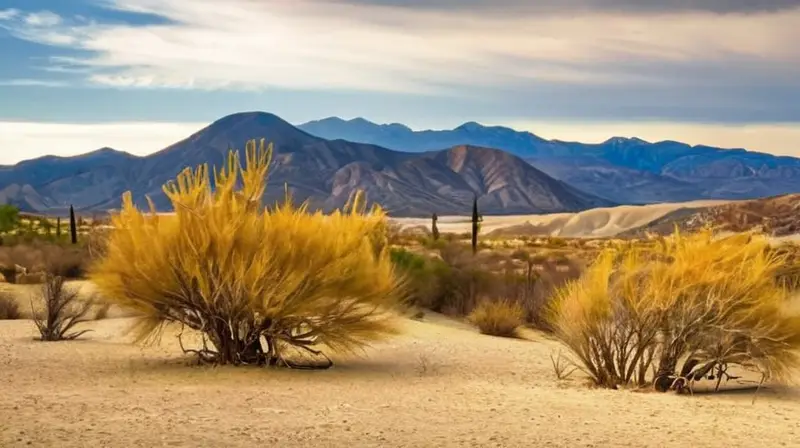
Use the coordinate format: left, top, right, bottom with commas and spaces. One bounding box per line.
0, 292, 21, 319
90, 139, 404, 368
468, 299, 525, 337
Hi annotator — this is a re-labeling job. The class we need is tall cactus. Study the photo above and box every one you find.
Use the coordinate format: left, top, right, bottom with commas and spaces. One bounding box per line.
431, 213, 439, 241
471, 196, 479, 254
56, 217, 61, 239
69, 205, 78, 245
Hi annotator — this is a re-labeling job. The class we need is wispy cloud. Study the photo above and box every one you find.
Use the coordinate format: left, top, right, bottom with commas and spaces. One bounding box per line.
0, 1, 796, 94
0, 9, 18, 20
0, 1, 798, 124
337, 0, 800, 15
0, 79, 69, 87
23, 11, 62, 27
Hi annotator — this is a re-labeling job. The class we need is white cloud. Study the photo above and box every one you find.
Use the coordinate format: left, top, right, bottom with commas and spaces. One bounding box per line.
0, 121, 206, 164
2, 0, 799, 94
0, 8, 18, 20
23, 11, 62, 27
0, 79, 68, 87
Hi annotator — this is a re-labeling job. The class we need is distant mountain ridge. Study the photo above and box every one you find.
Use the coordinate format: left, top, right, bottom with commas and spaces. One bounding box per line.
0, 112, 611, 216
299, 117, 800, 204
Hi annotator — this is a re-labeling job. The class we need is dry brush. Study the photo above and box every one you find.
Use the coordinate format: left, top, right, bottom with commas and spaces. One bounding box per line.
90, 139, 405, 369
548, 229, 800, 392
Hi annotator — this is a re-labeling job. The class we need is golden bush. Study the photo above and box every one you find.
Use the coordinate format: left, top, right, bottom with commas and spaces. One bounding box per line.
90, 139, 404, 368
548, 229, 800, 391
468, 298, 525, 337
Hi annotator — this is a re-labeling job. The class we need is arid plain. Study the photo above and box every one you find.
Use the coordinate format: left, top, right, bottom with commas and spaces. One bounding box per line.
2, 280, 799, 448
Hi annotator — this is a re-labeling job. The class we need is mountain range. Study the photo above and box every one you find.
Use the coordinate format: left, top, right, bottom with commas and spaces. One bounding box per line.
2, 111, 798, 218
299, 117, 800, 204
0, 112, 610, 217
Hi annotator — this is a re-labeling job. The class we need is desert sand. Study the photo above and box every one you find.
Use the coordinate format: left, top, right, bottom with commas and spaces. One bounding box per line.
391, 200, 733, 238
2, 283, 799, 448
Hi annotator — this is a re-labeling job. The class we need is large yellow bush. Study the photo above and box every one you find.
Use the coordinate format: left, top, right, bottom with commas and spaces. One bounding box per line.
90, 139, 404, 368
549, 229, 800, 391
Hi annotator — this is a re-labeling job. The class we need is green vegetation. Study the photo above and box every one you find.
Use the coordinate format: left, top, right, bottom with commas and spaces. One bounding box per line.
0, 204, 20, 233
389, 242, 581, 327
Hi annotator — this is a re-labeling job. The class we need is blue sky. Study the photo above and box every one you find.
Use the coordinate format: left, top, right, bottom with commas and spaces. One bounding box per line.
1, 0, 800, 163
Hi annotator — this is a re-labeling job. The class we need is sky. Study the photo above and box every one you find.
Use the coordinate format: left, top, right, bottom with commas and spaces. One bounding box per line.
1, 0, 799, 163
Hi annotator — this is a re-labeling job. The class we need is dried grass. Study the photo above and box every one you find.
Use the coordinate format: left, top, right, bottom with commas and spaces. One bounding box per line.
468, 299, 525, 337
0, 291, 21, 320
548, 229, 800, 392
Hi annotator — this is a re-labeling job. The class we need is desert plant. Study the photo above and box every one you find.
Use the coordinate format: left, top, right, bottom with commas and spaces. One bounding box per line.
32, 275, 94, 341
93, 302, 112, 320
437, 244, 497, 315
468, 298, 525, 337
0, 204, 19, 234
415, 350, 439, 376
431, 213, 439, 241
69, 206, 78, 244
40, 218, 53, 236
550, 349, 577, 380
56, 217, 61, 239
43, 244, 89, 279
0, 291, 22, 319
548, 229, 800, 391
471, 196, 480, 254
90, 139, 404, 369
0, 243, 90, 281
390, 247, 450, 309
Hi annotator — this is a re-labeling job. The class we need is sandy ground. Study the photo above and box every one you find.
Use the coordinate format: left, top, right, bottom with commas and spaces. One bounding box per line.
391, 200, 733, 238
2, 303, 799, 448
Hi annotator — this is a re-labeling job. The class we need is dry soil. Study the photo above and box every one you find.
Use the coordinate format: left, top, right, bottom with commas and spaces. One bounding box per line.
2, 294, 799, 448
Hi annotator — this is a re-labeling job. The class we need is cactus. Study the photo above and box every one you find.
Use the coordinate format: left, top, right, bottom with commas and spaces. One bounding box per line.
431, 213, 439, 241
471, 196, 479, 254
56, 217, 61, 239
69, 205, 78, 245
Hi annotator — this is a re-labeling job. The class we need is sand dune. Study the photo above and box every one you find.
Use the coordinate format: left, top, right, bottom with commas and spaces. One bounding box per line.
391, 200, 732, 238
2, 311, 799, 447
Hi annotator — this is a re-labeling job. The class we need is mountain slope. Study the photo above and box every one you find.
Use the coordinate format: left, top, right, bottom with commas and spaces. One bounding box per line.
298, 118, 800, 204
0, 112, 612, 217
0, 148, 141, 212
620, 194, 800, 238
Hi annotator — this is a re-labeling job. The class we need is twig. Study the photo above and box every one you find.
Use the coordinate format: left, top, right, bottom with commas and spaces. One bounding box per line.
751, 373, 767, 405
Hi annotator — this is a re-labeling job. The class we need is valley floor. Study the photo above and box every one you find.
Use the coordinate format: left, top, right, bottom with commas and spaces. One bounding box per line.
2, 312, 799, 448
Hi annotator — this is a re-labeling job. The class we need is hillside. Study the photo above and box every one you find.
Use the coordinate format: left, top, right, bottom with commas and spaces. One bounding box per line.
621, 194, 800, 238
0, 112, 611, 217
299, 118, 800, 204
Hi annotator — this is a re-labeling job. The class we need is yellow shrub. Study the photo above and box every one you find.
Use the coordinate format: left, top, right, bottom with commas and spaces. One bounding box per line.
90, 139, 404, 368
549, 229, 800, 391
468, 298, 525, 337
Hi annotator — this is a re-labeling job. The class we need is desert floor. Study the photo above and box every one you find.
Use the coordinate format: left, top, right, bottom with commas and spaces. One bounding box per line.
2, 285, 799, 448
